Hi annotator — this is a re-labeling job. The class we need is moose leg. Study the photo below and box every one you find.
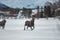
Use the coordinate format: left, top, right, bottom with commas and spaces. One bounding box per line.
32, 26, 35, 30
2, 26, 5, 29
30, 27, 33, 31
24, 26, 26, 30
27, 26, 28, 29
30, 26, 35, 30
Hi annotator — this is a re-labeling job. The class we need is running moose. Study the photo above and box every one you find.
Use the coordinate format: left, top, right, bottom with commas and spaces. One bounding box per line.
24, 15, 35, 30
0, 19, 6, 29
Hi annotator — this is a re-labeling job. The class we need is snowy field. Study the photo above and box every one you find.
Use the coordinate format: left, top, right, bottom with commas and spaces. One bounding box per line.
0, 18, 60, 40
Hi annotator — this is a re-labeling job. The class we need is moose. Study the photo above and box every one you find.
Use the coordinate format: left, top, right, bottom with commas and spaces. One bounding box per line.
24, 15, 35, 30
0, 19, 6, 29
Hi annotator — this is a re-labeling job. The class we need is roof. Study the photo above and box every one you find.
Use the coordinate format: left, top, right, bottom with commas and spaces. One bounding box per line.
55, 8, 60, 12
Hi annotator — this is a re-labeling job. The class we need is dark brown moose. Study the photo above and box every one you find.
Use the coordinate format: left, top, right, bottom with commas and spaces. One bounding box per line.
0, 19, 6, 29
24, 16, 35, 30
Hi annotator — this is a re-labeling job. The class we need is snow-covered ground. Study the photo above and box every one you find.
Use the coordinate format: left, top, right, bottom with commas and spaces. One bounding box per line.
0, 18, 60, 40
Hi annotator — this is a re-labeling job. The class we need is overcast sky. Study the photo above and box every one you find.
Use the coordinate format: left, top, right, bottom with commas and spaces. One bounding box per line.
0, 0, 58, 8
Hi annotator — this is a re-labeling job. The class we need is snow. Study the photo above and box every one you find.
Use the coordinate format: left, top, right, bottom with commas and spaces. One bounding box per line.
0, 18, 60, 40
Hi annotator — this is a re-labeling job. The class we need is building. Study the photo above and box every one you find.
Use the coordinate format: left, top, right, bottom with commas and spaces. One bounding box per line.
0, 3, 20, 19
